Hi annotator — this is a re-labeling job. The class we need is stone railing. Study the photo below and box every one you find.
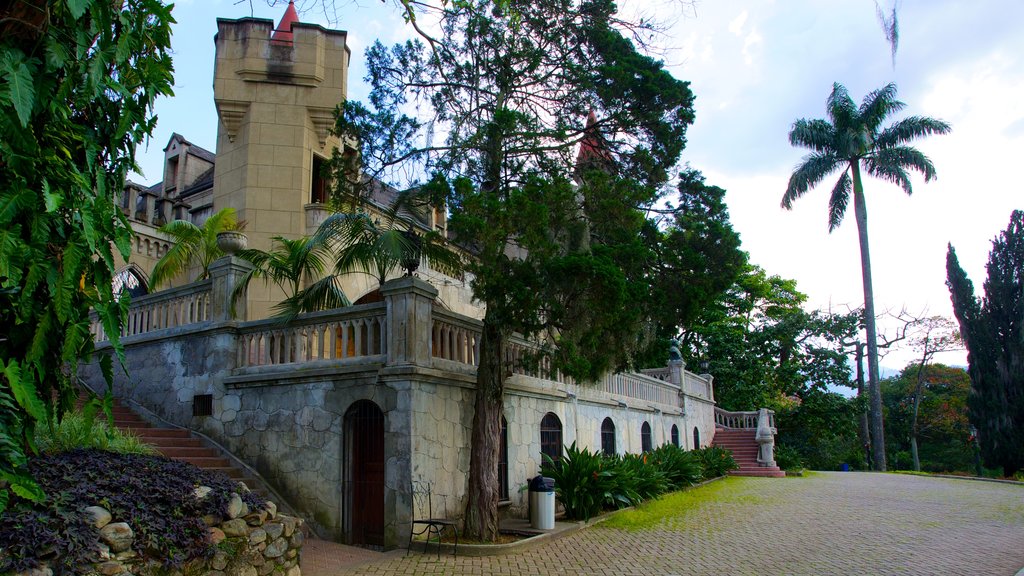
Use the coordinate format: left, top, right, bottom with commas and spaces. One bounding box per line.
236, 303, 387, 368
715, 407, 777, 468
602, 371, 677, 405
640, 367, 670, 382
90, 280, 212, 342
431, 309, 481, 366
714, 407, 762, 429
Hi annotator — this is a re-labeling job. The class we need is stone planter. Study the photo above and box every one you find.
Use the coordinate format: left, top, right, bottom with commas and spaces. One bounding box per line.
217, 231, 248, 255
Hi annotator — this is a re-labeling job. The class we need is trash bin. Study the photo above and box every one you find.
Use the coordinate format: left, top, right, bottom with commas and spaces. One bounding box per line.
840, 463, 850, 472
528, 475, 556, 530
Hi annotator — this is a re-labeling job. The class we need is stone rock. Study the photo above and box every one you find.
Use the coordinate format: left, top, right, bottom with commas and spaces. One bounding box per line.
286, 565, 301, 576
221, 518, 250, 538
16, 566, 53, 576
289, 530, 304, 547
264, 501, 278, 519
208, 571, 226, 576
211, 551, 229, 571
227, 494, 249, 519
263, 538, 288, 559
202, 514, 222, 526
257, 563, 275, 576
280, 517, 296, 537
248, 528, 267, 545
114, 549, 137, 561
226, 564, 257, 576
244, 510, 268, 526
99, 522, 134, 553
263, 523, 283, 540
285, 548, 298, 559
250, 553, 265, 567
237, 481, 251, 493
208, 527, 226, 545
194, 486, 212, 500
96, 542, 112, 561
97, 561, 123, 576
83, 506, 113, 529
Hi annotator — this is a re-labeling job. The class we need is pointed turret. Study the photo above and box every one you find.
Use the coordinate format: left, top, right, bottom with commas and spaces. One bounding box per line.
271, 0, 300, 43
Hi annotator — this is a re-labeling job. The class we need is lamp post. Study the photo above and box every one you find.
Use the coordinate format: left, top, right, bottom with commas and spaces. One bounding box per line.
401, 227, 422, 277
969, 424, 983, 477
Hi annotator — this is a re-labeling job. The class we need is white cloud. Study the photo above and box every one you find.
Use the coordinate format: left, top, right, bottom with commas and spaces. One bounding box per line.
728, 10, 748, 36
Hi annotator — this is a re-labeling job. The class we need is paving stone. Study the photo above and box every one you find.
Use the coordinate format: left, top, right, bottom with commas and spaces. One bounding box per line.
302, 472, 1024, 576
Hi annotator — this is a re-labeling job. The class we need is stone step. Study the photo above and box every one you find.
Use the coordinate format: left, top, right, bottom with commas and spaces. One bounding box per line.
173, 456, 232, 468
142, 436, 204, 448
130, 428, 192, 438
728, 468, 786, 478
158, 446, 220, 458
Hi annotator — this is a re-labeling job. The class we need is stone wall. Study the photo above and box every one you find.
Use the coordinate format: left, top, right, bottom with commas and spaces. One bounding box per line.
19, 493, 303, 576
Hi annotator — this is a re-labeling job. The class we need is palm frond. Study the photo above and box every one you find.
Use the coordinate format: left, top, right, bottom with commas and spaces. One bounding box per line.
827, 171, 852, 232
859, 83, 904, 134
273, 275, 350, 320
867, 145, 937, 183
864, 155, 914, 195
788, 119, 835, 153
875, 116, 951, 148
782, 152, 843, 209
150, 221, 203, 287
826, 83, 858, 131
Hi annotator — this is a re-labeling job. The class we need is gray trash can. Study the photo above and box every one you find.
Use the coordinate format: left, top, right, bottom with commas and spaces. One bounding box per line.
528, 475, 556, 530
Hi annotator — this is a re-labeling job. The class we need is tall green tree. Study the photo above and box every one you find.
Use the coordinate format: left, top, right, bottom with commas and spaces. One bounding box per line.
338, 0, 694, 539
232, 235, 348, 317
0, 0, 174, 509
783, 82, 950, 471
946, 210, 1024, 477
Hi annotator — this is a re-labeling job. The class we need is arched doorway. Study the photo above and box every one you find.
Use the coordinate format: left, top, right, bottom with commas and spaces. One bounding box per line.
345, 400, 385, 547
693, 427, 701, 449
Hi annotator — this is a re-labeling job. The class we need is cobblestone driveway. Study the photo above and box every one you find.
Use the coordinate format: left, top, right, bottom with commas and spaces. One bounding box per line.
322, 472, 1024, 576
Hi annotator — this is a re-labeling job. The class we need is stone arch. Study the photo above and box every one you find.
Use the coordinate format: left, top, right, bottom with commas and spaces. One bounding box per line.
112, 264, 149, 298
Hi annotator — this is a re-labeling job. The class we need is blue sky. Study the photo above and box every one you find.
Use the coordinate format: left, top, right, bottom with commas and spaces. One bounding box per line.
133, 0, 1023, 371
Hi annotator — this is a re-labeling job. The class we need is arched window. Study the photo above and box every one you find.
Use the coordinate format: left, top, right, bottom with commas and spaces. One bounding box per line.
499, 416, 509, 501
601, 418, 616, 456
671, 424, 680, 447
540, 412, 562, 464
112, 266, 148, 298
641, 421, 653, 453
693, 427, 701, 449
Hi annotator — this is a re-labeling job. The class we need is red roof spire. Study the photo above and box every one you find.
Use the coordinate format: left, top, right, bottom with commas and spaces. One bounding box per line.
576, 110, 611, 168
272, 0, 300, 43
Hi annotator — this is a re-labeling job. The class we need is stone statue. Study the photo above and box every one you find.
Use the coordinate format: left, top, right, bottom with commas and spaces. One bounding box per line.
668, 338, 682, 362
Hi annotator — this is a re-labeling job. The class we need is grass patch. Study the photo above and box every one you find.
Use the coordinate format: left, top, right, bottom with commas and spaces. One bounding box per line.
599, 477, 764, 531
35, 411, 156, 455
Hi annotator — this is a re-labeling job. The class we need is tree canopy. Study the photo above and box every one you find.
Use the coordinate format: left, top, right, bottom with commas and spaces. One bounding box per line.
0, 0, 174, 509
336, 0, 695, 539
947, 210, 1024, 477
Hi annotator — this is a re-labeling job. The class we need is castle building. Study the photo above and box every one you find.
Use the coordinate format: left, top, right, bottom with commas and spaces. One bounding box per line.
91, 3, 723, 549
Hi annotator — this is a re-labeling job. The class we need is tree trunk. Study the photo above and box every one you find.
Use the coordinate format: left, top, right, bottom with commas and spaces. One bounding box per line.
463, 317, 505, 541
851, 163, 887, 471
855, 343, 872, 468
910, 356, 928, 472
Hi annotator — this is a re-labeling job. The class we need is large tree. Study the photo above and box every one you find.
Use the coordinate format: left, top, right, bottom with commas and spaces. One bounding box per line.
946, 210, 1024, 477
783, 82, 950, 471
0, 0, 174, 508
337, 0, 694, 539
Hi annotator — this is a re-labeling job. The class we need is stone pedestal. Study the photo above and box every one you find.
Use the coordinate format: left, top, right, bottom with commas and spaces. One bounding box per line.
380, 277, 438, 367
209, 255, 254, 322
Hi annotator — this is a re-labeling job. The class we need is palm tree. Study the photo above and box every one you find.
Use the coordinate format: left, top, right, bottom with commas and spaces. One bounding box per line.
783, 82, 950, 471
150, 207, 240, 288
282, 189, 462, 317
232, 236, 348, 317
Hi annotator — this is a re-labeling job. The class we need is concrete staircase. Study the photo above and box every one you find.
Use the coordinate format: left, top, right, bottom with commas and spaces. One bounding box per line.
109, 400, 270, 497
712, 428, 786, 478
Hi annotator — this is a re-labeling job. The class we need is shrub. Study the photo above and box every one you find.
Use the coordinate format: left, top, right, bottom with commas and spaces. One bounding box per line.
693, 446, 738, 479
0, 449, 266, 574
773, 444, 803, 471
541, 442, 615, 521
647, 444, 702, 490
619, 453, 669, 501
34, 412, 156, 455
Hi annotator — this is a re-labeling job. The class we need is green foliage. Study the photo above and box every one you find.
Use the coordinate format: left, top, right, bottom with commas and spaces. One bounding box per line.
0, 0, 175, 510
647, 443, 704, 490
151, 207, 239, 287
692, 446, 738, 478
773, 444, 804, 471
0, 449, 264, 574
233, 234, 347, 317
776, 389, 864, 470
34, 411, 155, 456
882, 363, 973, 473
540, 443, 617, 521
681, 265, 857, 411
947, 210, 1024, 477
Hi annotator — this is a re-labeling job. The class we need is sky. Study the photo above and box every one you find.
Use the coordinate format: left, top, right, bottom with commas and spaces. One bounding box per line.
132, 0, 1023, 372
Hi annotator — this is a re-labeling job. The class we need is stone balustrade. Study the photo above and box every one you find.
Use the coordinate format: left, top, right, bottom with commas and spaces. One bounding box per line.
431, 310, 481, 366
714, 407, 775, 430
236, 304, 387, 368
91, 280, 213, 342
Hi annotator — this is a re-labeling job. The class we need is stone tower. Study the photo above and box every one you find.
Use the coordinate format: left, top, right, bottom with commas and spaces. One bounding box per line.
212, 2, 351, 319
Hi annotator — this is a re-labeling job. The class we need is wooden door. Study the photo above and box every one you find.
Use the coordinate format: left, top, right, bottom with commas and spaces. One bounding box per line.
346, 400, 385, 547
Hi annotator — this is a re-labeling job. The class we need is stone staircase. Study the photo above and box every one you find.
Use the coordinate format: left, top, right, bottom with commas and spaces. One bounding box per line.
108, 400, 270, 497
712, 427, 785, 478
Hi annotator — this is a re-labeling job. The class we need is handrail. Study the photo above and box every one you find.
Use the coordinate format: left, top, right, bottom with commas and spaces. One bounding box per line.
715, 407, 775, 430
